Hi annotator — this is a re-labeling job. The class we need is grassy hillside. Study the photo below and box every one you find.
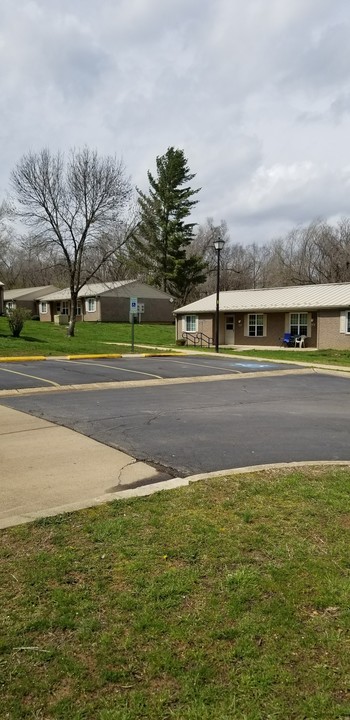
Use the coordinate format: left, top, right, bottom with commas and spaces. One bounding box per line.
0, 318, 176, 356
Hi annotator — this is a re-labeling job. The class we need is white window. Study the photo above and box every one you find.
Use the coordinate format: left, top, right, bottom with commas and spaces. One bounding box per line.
290, 312, 308, 336
339, 310, 350, 334
40, 302, 47, 314
5, 301, 14, 312
60, 301, 69, 315
184, 315, 197, 332
248, 313, 264, 337
86, 297, 96, 313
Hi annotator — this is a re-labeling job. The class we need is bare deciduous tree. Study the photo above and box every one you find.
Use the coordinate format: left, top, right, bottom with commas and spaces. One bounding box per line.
11, 147, 134, 335
264, 219, 350, 287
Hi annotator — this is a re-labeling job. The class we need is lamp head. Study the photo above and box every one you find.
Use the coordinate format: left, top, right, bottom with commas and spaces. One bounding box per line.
214, 237, 225, 252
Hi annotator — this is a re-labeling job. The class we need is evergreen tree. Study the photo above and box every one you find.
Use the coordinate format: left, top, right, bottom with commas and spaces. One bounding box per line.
133, 147, 207, 302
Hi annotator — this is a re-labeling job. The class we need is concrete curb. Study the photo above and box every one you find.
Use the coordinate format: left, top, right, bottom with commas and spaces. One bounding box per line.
114, 459, 350, 500
140, 352, 184, 357
0, 355, 47, 362
3, 459, 349, 528
66, 353, 122, 360
0, 352, 184, 363
1, 346, 350, 374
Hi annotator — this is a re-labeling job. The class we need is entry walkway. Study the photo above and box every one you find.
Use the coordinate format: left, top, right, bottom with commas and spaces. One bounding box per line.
0, 405, 172, 529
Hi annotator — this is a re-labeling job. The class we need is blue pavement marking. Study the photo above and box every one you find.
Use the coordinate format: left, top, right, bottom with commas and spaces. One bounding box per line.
233, 362, 278, 369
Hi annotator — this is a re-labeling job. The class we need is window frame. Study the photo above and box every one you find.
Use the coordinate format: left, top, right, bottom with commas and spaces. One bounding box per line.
225, 315, 234, 331
289, 312, 308, 337
86, 297, 96, 313
60, 300, 69, 316
40, 301, 48, 314
247, 313, 265, 337
183, 314, 198, 333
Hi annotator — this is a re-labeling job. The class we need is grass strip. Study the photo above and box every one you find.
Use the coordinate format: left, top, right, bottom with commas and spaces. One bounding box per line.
0, 318, 176, 357
0, 466, 349, 719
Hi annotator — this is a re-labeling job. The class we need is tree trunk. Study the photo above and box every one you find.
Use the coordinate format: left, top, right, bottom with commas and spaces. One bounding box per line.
67, 317, 75, 337
66, 289, 78, 337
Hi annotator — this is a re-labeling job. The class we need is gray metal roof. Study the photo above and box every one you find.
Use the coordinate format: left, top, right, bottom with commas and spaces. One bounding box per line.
175, 283, 350, 314
38, 280, 137, 301
4, 285, 58, 301
38, 280, 173, 302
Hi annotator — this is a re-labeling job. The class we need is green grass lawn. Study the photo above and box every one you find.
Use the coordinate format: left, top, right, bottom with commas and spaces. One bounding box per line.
217, 347, 350, 367
1, 467, 349, 719
1, 316, 350, 367
0, 318, 176, 357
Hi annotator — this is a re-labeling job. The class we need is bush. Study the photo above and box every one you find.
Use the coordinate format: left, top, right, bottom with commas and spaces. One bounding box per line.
7, 307, 31, 337
31, 314, 40, 321
176, 338, 186, 346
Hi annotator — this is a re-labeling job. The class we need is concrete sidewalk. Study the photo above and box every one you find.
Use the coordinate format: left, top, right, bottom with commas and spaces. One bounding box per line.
0, 405, 170, 529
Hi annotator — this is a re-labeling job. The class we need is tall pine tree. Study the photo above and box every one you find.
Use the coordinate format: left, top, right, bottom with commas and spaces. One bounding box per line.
133, 147, 207, 302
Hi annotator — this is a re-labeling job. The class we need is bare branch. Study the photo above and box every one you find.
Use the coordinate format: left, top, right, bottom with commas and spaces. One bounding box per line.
11, 147, 133, 335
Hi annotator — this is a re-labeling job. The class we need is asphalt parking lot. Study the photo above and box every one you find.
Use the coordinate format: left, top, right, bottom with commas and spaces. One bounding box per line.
2, 362, 350, 476
0, 355, 304, 391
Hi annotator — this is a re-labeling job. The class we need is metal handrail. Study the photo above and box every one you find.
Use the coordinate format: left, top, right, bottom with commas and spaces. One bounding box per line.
182, 331, 213, 348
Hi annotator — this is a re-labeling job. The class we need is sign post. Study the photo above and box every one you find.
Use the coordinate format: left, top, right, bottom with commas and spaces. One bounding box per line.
130, 297, 138, 352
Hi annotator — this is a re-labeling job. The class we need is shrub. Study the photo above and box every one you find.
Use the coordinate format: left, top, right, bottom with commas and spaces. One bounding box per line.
7, 307, 31, 337
31, 315, 40, 321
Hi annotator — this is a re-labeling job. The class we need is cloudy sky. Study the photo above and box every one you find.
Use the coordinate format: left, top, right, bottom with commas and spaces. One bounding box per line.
1, 0, 350, 244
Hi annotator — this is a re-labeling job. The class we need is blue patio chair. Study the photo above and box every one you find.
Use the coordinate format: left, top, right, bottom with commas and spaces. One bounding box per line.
281, 332, 294, 347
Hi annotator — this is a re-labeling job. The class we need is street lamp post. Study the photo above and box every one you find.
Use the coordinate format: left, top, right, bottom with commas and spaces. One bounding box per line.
214, 236, 225, 353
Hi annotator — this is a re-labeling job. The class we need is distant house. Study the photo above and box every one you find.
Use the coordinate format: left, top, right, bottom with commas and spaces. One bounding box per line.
0, 281, 4, 314
38, 280, 174, 323
3, 285, 58, 317
174, 283, 350, 350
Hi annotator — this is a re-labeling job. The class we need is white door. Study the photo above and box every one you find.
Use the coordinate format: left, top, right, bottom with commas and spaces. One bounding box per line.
225, 315, 235, 344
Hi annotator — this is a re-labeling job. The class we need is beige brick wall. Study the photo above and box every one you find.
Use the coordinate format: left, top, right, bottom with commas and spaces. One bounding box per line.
83, 299, 101, 322
39, 302, 53, 322
40, 300, 89, 322
176, 314, 214, 341
233, 311, 318, 347
176, 310, 321, 347
197, 315, 214, 340
318, 310, 350, 349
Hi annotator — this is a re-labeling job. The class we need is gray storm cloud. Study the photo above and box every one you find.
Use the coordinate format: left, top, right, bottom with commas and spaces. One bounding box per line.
1, 0, 350, 244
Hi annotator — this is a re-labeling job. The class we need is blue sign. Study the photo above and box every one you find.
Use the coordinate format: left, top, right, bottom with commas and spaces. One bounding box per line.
130, 297, 138, 314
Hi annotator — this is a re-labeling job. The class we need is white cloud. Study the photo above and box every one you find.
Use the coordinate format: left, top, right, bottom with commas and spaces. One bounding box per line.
1, 0, 350, 246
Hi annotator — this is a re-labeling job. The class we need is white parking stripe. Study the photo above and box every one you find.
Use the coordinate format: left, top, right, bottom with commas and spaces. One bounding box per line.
53, 358, 163, 380
0, 366, 60, 387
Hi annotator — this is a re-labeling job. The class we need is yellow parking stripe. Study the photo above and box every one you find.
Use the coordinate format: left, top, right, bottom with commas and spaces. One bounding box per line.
0, 356, 46, 362
54, 358, 163, 380
0, 367, 60, 387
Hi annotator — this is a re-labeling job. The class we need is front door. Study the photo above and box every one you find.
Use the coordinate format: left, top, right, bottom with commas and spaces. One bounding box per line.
225, 315, 235, 345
